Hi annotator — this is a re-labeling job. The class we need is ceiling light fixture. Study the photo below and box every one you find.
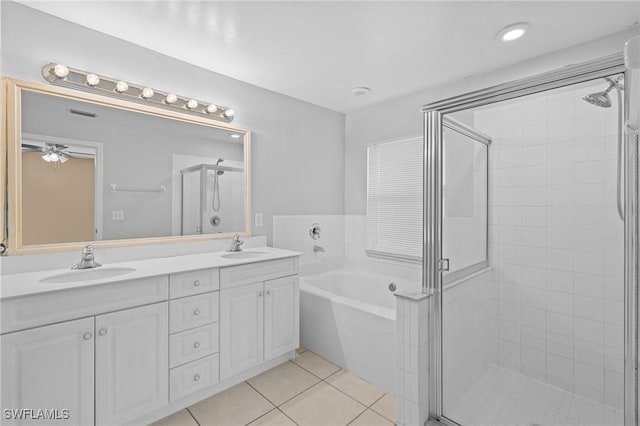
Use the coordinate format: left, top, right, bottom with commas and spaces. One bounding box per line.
497, 22, 531, 42
230, 134, 241, 139
41, 63, 235, 123
350, 87, 371, 96
41, 144, 69, 165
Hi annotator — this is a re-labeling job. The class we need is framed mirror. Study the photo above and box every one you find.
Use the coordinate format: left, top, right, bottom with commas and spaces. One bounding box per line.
3, 78, 251, 255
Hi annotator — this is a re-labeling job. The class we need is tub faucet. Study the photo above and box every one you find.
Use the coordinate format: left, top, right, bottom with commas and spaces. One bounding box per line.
72, 245, 102, 270
226, 234, 244, 252
313, 245, 325, 253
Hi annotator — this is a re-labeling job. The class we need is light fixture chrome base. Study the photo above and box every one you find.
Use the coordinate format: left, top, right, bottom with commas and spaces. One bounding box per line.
41, 63, 235, 123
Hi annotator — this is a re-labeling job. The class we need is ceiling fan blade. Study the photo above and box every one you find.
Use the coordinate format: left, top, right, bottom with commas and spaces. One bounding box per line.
21, 143, 44, 152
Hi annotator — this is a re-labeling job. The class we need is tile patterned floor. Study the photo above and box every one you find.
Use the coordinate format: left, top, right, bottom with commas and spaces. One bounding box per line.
447, 364, 624, 426
152, 348, 396, 426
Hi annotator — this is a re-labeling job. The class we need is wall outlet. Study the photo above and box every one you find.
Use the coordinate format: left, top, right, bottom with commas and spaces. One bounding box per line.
112, 210, 124, 221
254, 213, 263, 227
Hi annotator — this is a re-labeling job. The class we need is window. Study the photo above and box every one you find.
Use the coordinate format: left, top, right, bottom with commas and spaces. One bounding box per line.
366, 137, 423, 262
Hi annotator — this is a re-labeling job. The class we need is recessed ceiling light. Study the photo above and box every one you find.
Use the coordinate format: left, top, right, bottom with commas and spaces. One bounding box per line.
230, 134, 241, 139
497, 22, 531, 42
350, 87, 371, 96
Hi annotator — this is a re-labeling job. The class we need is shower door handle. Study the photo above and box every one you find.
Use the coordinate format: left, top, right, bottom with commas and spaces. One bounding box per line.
438, 258, 450, 272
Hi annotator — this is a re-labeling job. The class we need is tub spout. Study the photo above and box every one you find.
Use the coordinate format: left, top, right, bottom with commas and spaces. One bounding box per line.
313, 245, 325, 253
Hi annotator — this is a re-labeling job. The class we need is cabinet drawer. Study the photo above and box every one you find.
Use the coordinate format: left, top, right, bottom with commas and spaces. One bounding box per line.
170, 354, 219, 402
220, 257, 299, 289
170, 323, 219, 368
169, 292, 219, 334
170, 269, 219, 299
1, 276, 168, 334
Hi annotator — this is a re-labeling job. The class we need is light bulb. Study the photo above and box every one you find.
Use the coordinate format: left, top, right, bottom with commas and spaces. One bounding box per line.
42, 153, 52, 162
186, 99, 198, 110
115, 81, 129, 93
53, 64, 69, 79
141, 87, 154, 99
86, 74, 100, 87
223, 108, 235, 119
59, 155, 69, 164
204, 104, 218, 114
164, 93, 178, 104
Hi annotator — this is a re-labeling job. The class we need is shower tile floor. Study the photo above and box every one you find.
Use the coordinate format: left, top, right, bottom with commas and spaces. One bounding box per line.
448, 364, 624, 426
152, 348, 396, 426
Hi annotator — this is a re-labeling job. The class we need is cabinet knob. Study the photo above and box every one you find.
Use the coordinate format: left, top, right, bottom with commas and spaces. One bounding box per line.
258, 291, 263, 297
98, 328, 107, 336
83, 332, 93, 340
193, 342, 201, 349
193, 374, 201, 382
193, 280, 200, 287
266, 290, 271, 295
193, 309, 201, 316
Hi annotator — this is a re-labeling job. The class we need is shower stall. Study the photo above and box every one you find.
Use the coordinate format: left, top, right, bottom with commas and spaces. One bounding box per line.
180, 161, 245, 235
423, 53, 638, 426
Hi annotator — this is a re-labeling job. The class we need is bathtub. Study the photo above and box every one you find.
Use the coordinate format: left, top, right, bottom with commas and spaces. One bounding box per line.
300, 262, 419, 393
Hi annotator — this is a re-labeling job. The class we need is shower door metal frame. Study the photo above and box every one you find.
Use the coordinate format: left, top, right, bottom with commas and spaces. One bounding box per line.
422, 52, 638, 425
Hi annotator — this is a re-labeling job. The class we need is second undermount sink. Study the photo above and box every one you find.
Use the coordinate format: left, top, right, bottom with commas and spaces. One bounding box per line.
221, 251, 269, 259
40, 267, 136, 284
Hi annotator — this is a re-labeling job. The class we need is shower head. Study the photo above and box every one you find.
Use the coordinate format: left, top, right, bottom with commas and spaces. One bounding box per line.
582, 76, 623, 108
215, 158, 224, 175
583, 91, 612, 108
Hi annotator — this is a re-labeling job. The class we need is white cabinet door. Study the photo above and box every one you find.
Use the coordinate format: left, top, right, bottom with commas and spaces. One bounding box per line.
264, 276, 299, 360
1, 317, 94, 425
220, 282, 264, 379
95, 302, 168, 425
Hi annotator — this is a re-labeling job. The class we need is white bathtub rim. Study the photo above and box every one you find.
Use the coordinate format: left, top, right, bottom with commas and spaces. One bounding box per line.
299, 279, 395, 321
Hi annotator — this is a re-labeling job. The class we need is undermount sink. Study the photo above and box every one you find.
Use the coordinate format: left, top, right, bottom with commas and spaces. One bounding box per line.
221, 251, 269, 259
40, 267, 136, 284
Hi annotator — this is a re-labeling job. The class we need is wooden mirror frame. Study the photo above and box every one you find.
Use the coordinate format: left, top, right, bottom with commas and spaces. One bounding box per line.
2, 77, 252, 255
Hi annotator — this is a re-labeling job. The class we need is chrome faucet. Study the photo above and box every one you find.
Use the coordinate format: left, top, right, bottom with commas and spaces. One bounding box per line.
226, 234, 244, 252
313, 245, 325, 253
72, 245, 102, 269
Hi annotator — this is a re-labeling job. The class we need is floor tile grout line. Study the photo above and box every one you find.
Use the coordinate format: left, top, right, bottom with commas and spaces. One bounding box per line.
276, 407, 300, 426
272, 379, 322, 408
321, 376, 385, 411
244, 380, 278, 410
185, 407, 201, 426
290, 356, 343, 381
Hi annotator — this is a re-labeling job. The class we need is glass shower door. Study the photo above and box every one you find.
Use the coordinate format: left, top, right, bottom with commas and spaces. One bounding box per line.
423, 112, 491, 424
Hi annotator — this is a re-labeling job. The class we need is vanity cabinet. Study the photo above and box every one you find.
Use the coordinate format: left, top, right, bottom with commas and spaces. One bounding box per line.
0, 303, 168, 426
168, 269, 220, 402
95, 302, 168, 425
219, 259, 299, 380
0, 250, 300, 425
1, 317, 95, 425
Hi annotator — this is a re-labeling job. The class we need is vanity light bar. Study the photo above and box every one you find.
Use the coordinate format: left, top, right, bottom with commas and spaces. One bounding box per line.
41, 63, 235, 123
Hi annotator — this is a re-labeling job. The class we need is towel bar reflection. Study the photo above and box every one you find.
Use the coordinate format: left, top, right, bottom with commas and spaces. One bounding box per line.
109, 184, 166, 194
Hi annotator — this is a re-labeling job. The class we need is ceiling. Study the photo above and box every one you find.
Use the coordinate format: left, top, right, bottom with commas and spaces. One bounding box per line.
14, 1, 640, 113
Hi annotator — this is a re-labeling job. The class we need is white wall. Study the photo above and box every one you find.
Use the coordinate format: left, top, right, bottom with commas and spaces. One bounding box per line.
344, 28, 639, 215
0, 2, 345, 263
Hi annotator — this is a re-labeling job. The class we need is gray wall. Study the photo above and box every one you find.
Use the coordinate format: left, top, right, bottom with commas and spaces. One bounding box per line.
1, 1, 345, 247
344, 28, 639, 215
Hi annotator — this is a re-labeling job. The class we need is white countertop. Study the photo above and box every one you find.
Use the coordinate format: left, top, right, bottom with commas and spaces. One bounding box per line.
0, 247, 301, 300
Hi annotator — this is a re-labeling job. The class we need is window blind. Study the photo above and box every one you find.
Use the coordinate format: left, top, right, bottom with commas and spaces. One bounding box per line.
366, 137, 423, 261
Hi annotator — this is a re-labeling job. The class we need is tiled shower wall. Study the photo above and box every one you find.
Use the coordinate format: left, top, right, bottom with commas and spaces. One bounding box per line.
475, 80, 625, 408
